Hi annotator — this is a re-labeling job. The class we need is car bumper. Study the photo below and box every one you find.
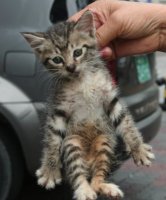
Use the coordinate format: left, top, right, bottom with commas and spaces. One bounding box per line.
136, 107, 162, 142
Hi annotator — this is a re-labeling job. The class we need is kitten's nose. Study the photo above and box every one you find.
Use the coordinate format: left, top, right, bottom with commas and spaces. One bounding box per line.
66, 65, 76, 73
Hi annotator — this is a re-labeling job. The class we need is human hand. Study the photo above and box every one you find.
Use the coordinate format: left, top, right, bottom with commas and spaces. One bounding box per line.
70, 0, 166, 59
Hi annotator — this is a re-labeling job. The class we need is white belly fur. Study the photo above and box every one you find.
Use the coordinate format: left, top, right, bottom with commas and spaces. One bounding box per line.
69, 71, 113, 123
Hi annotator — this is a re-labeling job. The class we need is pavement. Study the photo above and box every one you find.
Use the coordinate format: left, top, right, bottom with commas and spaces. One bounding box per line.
112, 113, 166, 200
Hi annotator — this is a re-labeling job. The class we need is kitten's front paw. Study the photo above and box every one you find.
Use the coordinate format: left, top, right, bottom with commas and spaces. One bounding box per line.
74, 183, 97, 200
36, 167, 62, 189
132, 144, 155, 166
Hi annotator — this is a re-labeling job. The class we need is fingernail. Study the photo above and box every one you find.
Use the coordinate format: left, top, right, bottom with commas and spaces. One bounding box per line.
100, 47, 112, 58
100, 49, 108, 58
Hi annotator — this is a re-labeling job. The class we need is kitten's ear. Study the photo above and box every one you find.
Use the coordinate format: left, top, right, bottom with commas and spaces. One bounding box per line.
21, 32, 46, 52
75, 10, 95, 36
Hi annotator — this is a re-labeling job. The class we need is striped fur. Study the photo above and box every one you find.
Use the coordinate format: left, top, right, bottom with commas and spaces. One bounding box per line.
23, 11, 155, 200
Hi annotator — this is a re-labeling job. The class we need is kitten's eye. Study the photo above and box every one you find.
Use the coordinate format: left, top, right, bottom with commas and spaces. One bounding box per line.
73, 49, 82, 58
52, 56, 63, 64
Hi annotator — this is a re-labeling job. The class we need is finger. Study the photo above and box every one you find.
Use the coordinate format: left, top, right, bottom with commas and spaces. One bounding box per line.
96, 19, 120, 47
114, 34, 159, 57
100, 47, 113, 59
69, 8, 87, 22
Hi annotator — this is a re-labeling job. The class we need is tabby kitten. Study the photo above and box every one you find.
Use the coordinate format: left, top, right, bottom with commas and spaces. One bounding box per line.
22, 11, 155, 200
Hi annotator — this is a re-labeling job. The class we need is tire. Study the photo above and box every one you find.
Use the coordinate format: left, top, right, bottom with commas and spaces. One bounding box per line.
0, 126, 25, 200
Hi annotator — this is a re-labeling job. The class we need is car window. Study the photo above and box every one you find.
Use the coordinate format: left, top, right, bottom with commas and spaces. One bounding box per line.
50, 0, 94, 23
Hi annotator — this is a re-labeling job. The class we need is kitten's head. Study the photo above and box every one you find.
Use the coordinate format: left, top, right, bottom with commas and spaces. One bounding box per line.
22, 11, 98, 79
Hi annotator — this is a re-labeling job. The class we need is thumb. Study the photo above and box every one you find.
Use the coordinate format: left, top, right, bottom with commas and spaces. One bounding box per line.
96, 20, 119, 47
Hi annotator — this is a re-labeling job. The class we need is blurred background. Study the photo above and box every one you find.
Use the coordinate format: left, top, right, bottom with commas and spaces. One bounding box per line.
0, 0, 166, 200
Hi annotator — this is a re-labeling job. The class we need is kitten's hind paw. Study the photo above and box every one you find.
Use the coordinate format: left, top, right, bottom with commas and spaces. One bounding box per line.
92, 183, 124, 199
132, 144, 155, 167
36, 167, 62, 189
74, 183, 97, 200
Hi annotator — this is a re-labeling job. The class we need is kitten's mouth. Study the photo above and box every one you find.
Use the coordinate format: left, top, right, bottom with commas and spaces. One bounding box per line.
69, 71, 80, 78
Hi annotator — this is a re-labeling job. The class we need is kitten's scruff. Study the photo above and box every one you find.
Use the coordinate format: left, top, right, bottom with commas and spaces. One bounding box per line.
22, 11, 155, 200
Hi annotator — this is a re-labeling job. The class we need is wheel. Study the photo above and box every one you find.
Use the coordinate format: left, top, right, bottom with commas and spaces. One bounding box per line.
0, 126, 25, 200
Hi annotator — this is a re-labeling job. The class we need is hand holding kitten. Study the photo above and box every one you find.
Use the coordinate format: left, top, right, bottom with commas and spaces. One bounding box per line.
70, 0, 166, 60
